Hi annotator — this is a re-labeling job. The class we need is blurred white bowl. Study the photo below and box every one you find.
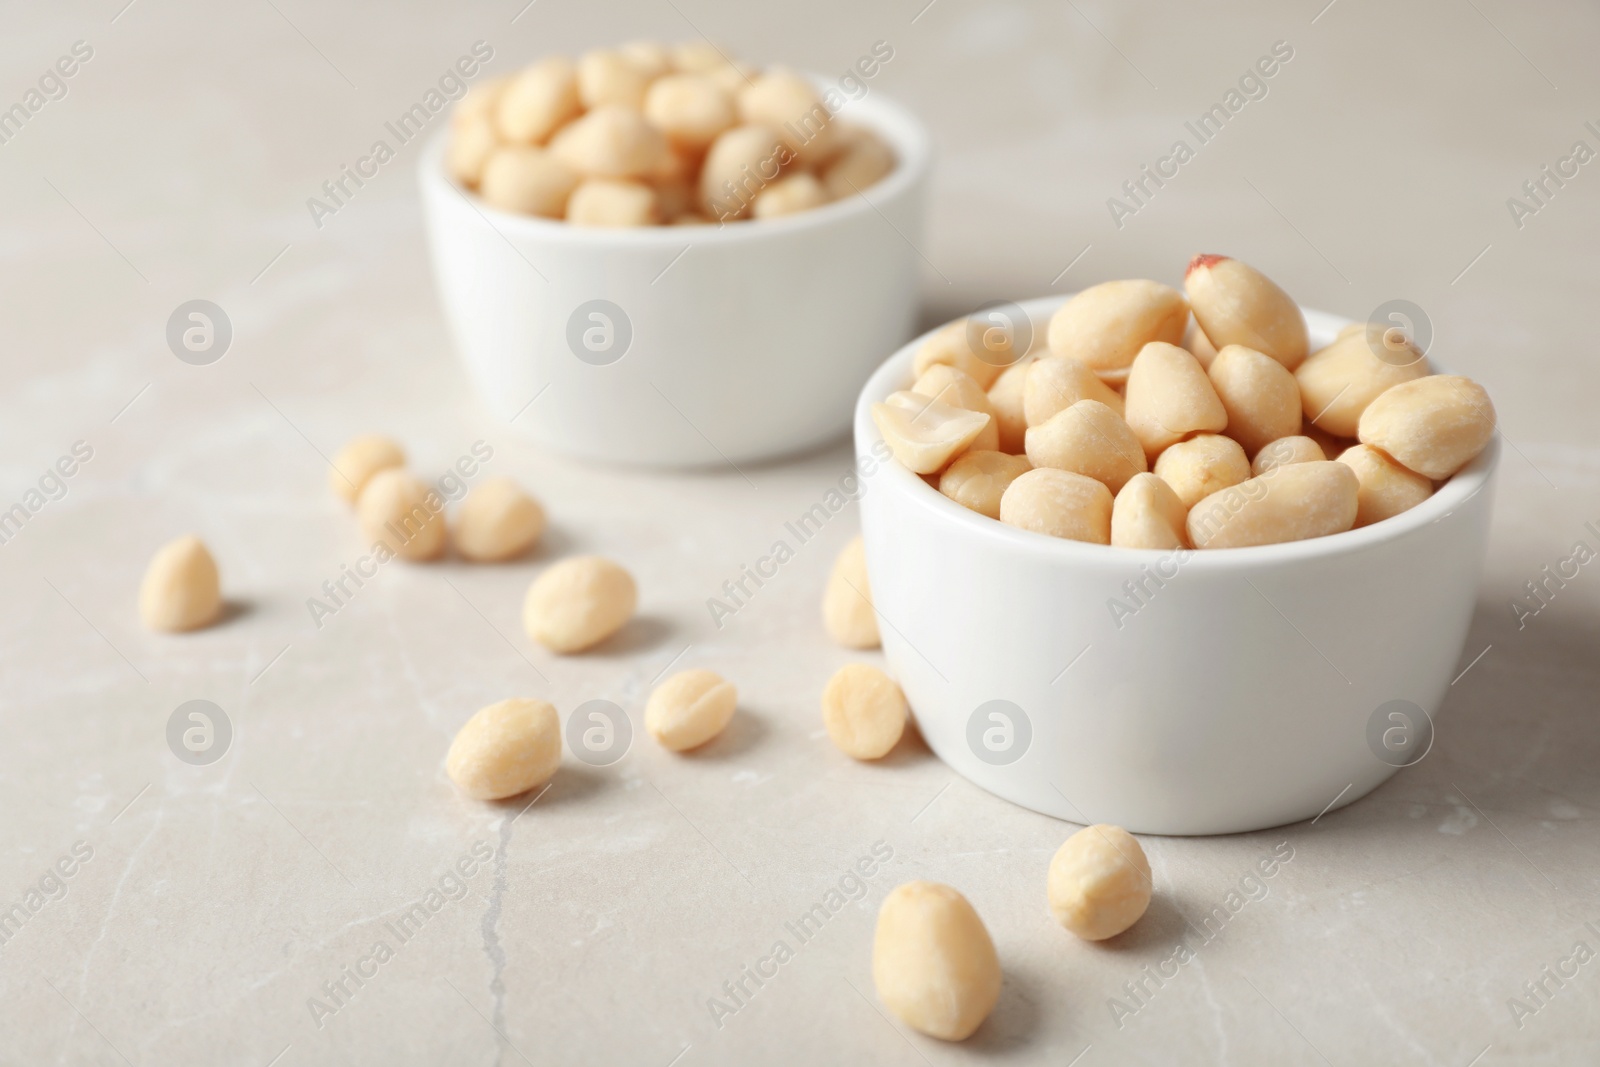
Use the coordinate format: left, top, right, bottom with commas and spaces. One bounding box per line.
419, 89, 931, 468
855, 297, 1498, 835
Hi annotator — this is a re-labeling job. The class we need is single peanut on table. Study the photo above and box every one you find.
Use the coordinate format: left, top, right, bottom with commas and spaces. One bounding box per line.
872, 391, 993, 475
453, 476, 546, 562
1152, 433, 1250, 509
1122, 342, 1228, 460
1336, 443, 1434, 527
447, 698, 562, 800
999, 468, 1113, 544
1207, 344, 1301, 456
939, 450, 1032, 519
139, 535, 222, 632
1357, 375, 1495, 480
358, 469, 447, 562
873, 881, 1002, 1041
330, 434, 405, 504
1110, 473, 1190, 550
821, 664, 907, 760
1187, 460, 1358, 548
1046, 279, 1188, 385
646, 669, 738, 751
1251, 435, 1325, 475
822, 535, 879, 649
523, 556, 637, 653
1025, 399, 1147, 494
1294, 329, 1430, 438
1023, 354, 1125, 427
1183, 254, 1309, 370
1048, 824, 1152, 940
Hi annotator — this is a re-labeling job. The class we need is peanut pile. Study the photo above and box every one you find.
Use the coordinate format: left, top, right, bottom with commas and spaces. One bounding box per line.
447, 42, 896, 226
872, 255, 1498, 549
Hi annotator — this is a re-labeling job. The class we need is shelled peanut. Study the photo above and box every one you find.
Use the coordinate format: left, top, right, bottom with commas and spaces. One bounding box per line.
449, 44, 896, 226
872, 255, 1496, 549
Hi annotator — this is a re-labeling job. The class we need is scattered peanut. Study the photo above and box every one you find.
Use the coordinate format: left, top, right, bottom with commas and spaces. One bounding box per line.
1025, 399, 1147, 494
1122, 342, 1228, 460
1357, 375, 1495, 480
1110, 473, 1190, 550
1295, 329, 1430, 437
872, 391, 993, 475
874, 881, 1002, 1041
939, 450, 1032, 519
566, 178, 659, 227
522, 556, 637, 653
822, 535, 879, 649
1023, 354, 1125, 427
330, 434, 405, 504
1047, 279, 1188, 385
358, 469, 447, 562
1251, 435, 1325, 476
139, 535, 221, 632
821, 664, 907, 760
1187, 461, 1358, 548
645, 669, 738, 751
1207, 344, 1301, 456
1336, 443, 1434, 527
453, 476, 546, 562
1047, 825, 1152, 941
1183, 254, 1308, 370
1152, 433, 1250, 509
446, 698, 562, 800
479, 146, 579, 217
999, 468, 1113, 544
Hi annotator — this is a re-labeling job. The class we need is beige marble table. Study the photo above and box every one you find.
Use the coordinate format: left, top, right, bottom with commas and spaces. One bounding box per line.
2, 0, 1596, 1063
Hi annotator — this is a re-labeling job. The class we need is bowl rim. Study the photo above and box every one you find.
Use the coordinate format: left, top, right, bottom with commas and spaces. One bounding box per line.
854, 295, 1500, 568
418, 80, 932, 246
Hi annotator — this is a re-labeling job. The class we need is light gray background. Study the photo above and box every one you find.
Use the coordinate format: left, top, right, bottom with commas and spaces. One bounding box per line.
2, 0, 1597, 1063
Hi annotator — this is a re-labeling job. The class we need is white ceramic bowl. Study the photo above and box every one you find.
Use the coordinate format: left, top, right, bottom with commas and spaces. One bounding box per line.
419, 90, 931, 468
855, 297, 1498, 835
